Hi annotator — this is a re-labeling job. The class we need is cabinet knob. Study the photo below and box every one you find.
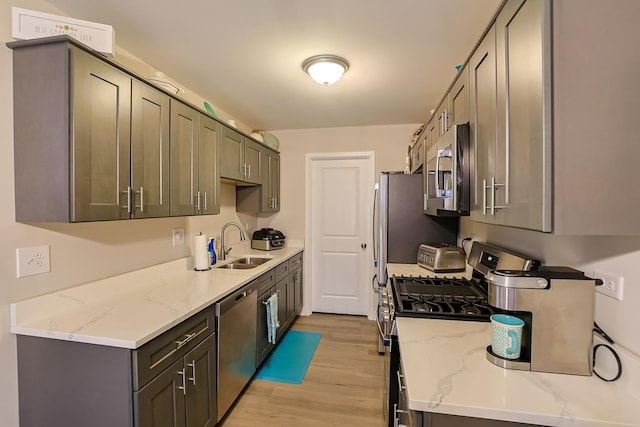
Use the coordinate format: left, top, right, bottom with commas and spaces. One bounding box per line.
361, 243, 367, 249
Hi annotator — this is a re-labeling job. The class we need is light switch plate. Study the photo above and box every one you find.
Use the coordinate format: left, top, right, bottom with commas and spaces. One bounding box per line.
16, 245, 50, 278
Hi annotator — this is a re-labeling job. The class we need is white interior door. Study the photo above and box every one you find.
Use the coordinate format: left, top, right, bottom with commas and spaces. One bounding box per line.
307, 152, 374, 316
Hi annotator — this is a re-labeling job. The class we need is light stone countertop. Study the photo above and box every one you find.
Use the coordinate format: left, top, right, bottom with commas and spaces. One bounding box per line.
388, 263, 640, 426
396, 317, 640, 426
10, 242, 303, 349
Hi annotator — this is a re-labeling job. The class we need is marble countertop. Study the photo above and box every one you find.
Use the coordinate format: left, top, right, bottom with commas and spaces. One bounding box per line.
388, 262, 640, 426
396, 318, 640, 426
10, 242, 303, 349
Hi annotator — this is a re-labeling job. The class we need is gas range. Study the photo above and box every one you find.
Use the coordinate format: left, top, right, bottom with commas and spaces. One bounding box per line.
392, 275, 493, 321
389, 241, 540, 323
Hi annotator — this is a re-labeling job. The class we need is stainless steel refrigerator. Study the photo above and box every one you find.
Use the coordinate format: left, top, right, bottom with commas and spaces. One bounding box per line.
373, 172, 458, 285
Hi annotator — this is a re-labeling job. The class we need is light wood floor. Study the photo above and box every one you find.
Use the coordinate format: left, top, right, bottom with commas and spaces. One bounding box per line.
221, 313, 386, 427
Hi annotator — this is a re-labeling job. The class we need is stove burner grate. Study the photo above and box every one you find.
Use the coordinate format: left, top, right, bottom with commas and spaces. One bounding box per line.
392, 275, 493, 320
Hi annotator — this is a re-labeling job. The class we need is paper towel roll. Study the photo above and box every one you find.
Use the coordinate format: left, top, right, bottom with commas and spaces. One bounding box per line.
194, 234, 210, 271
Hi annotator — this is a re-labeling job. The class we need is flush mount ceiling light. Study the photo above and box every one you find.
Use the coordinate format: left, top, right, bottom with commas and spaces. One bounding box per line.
302, 54, 350, 86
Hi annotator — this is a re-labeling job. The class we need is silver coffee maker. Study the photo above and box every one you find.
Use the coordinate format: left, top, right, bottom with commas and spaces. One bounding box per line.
485, 266, 596, 376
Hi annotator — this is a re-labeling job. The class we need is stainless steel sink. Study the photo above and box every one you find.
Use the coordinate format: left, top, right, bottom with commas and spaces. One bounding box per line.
218, 256, 273, 269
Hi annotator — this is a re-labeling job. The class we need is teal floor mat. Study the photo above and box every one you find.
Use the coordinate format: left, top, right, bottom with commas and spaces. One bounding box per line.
255, 330, 322, 384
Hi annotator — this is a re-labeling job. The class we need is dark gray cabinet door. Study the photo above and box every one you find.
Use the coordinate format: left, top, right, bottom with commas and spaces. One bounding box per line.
184, 334, 217, 427
275, 277, 289, 341
450, 65, 469, 126
293, 267, 303, 316
136, 359, 186, 427
170, 100, 199, 216
243, 138, 263, 184
469, 25, 500, 225
73, 47, 132, 221
260, 150, 280, 212
131, 80, 170, 218
256, 288, 276, 367
198, 114, 221, 215
496, 0, 552, 232
221, 127, 244, 181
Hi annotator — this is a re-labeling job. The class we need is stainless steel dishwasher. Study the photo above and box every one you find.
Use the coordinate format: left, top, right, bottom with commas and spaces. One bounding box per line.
215, 281, 257, 422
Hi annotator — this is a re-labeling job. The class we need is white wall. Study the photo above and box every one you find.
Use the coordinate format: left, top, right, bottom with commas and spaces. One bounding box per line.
258, 125, 418, 238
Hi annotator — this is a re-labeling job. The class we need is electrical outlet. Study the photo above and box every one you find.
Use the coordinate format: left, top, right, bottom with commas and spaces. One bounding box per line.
594, 268, 624, 301
172, 228, 185, 246
16, 245, 50, 278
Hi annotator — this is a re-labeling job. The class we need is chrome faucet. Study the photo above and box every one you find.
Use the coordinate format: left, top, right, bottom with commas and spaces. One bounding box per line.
220, 222, 246, 260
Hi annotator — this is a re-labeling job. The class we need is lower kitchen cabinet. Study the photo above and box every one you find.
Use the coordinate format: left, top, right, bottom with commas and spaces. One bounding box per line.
16, 307, 216, 427
136, 334, 216, 427
256, 251, 304, 367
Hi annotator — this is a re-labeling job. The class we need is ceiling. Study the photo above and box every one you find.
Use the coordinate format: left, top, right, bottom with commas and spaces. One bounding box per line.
46, 0, 501, 131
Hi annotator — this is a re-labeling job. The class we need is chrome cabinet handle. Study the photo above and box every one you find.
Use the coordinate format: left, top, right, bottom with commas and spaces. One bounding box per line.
248, 164, 251, 179
135, 187, 144, 213
121, 186, 132, 213
490, 177, 506, 215
203, 192, 208, 212
177, 368, 186, 395
393, 403, 399, 427
482, 179, 488, 215
195, 191, 201, 212
175, 332, 197, 349
187, 360, 196, 385
397, 370, 406, 390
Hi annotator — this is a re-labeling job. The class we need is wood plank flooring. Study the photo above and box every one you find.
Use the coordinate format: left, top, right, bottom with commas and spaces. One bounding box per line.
220, 313, 386, 427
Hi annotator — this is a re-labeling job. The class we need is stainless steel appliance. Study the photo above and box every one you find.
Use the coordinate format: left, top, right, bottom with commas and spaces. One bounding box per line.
485, 266, 597, 375
373, 172, 458, 286
424, 123, 471, 216
383, 241, 540, 427
373, 172, 458, 358
215, 282, 257, 422
416, 243, 465, 272
251, 228, 286, 251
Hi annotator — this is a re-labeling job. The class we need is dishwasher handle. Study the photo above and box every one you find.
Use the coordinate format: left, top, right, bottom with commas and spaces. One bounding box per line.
216, 283, 257, 315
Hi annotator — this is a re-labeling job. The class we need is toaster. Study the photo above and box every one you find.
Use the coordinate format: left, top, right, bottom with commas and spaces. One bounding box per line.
417, 243, 466, 272
251, 228, 286, 251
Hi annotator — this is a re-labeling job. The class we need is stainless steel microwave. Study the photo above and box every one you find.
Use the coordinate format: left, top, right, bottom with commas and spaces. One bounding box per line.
424, 123, 471, 216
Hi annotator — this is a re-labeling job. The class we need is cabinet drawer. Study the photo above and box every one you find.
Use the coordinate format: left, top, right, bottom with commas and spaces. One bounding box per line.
255, 269, 276, 296
289, 252, 303, 270
133, 307, 215, 389
275, 261, 289, 282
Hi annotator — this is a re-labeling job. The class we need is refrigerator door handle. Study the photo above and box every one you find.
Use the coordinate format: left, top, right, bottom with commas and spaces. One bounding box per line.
372, 183, 379, 267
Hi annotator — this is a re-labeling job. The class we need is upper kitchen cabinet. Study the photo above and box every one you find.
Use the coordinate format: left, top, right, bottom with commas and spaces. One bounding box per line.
221, 126, 262, 184
236, 147, 281, 213
435, 65, 470, 138
550, 0, 640, 235
131, 80, 171, 219
409, 136, 424, 173
470, 0, 552, 232
10, 37, 171, 222
467, 0, 640, 234
169, 100, 221, 216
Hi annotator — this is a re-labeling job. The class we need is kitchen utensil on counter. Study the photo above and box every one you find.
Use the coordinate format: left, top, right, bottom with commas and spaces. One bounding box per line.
490, 314, 524, 359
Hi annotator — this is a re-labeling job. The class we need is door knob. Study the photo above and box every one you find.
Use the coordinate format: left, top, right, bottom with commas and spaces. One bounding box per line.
361, 243, 367, 249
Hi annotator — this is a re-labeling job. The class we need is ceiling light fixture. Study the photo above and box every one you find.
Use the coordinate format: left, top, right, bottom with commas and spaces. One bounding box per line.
302, 54, 350, 86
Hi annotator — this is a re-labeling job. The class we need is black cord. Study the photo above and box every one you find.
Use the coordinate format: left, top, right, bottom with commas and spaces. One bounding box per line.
593, 344, 622, 382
